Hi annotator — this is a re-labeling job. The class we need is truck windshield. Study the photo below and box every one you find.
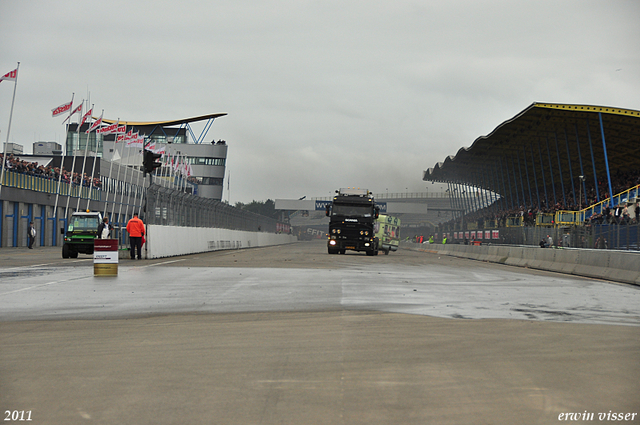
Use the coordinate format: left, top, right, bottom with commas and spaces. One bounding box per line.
69, 217, 100, 231
332, 204, 372, 217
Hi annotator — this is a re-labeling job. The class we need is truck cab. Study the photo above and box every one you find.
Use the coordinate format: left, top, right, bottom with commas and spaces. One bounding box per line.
62, 211, 103, 258
326, 188, 380, 255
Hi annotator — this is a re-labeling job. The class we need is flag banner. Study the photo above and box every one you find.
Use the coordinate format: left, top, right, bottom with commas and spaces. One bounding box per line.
62, 103, 83, 124
86, 112, 103, 133
127, 133, 144, 148
146, 141, 156, 152
52, 101, 72, 117
97, 121, 119, 135
116, 134, 125, 143
0, 68, 17, 82
80, 108, 93, 127
116, 125, 126, 134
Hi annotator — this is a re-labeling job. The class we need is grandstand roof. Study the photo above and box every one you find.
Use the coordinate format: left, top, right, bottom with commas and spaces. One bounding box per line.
423, 102, 640, 197
100, 113, 227, 127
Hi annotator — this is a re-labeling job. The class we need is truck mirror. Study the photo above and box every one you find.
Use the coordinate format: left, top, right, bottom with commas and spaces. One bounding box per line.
374, 206, 380, 219
60, 227, 65, 235
325, 204, 331, 217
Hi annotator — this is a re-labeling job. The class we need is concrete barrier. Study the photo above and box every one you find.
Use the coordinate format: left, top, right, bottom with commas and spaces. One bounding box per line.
403, 242, 640, 286
146, 225, 297, 259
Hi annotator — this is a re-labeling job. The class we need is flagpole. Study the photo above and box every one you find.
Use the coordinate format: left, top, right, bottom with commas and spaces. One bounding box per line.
53, 93, 74, 218
85, 109, 104, 211
130, 136, 145, 219
0, 62, 20, 200
76, 104, 94, 211
104, 121, 121, 216
117, 132, 135, 225
110, 128, 128, 220
65, 100, 84, 219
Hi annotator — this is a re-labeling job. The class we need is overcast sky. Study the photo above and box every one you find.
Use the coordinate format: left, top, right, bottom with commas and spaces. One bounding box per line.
1, 0, 638, 203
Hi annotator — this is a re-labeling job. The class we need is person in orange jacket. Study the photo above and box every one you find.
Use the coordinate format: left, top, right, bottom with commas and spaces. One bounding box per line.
126, 212, 145, 260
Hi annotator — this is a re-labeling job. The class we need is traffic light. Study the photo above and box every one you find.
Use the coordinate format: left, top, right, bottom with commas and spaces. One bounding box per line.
143, 149, 162, 174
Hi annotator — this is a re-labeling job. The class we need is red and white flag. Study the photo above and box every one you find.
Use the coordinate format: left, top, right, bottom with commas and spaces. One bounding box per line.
0, 68, 17, 83
86, 111, 103, 133
80, 108, 93, 127
97, 120, 119, 135
62, 103, 83, 124
52, 100, 73, 117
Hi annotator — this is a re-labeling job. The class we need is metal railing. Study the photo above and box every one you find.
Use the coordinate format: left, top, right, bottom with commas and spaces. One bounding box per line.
145, 184, 287, 233
1, 168, 102, 201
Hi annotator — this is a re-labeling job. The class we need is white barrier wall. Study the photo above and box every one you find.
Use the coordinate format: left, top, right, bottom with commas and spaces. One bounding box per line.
403, 242, 640, 286
146, 225, 297, 259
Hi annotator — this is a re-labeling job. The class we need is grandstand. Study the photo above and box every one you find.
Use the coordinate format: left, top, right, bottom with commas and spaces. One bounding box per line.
423, 102, 640, 249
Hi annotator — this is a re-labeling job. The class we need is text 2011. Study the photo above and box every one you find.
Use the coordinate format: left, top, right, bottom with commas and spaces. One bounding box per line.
4, 411, 32, 421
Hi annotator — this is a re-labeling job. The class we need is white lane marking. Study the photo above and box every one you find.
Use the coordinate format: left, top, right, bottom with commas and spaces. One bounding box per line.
136, 259, 186, 268
0, 274, 91, 296
0, 258, 90, 271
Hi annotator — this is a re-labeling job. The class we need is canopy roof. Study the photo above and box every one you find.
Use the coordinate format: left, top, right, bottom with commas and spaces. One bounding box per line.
423, 102, 640, 197
100, 113, 227, 126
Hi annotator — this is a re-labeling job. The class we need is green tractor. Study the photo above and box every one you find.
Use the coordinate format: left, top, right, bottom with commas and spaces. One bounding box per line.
61, 211, 103, 258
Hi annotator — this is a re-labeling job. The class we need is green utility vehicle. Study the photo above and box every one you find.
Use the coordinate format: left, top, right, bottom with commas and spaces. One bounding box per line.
62, 211, 103, 258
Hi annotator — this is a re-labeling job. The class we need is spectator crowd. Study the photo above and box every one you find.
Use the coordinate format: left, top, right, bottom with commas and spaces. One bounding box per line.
449, 170, 640, 228
1, 153, 102, 189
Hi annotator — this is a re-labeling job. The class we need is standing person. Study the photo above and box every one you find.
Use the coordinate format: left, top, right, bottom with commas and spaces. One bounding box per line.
97, 217, 114, 239
126, 212, 145, 260
27, 221, 36, 249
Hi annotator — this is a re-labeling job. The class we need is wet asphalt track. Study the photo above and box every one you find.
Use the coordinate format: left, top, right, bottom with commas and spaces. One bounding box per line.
0, 241, 639, 325
1, 241, 639, 425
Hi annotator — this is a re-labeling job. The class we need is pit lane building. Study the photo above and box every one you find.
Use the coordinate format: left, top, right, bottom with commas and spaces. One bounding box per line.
66, 113, 228, 200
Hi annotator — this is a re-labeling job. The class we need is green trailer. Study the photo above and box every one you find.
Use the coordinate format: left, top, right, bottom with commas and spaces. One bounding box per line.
374, 214, 401, 255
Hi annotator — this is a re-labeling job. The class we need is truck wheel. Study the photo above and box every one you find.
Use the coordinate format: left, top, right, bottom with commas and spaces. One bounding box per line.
366, 250, 374, 256
328, 247, 338, 255
70, 250, 78, 258
384, 249, 390, 255
62, 244, 70, 258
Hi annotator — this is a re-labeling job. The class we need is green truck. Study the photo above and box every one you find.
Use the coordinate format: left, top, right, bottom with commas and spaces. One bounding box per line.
374, 214, 401, 255
62, 211, 103, 258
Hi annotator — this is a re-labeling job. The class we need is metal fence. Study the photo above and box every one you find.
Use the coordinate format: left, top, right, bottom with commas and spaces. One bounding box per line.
487, 224, 640, 250
145, 184, 282, 233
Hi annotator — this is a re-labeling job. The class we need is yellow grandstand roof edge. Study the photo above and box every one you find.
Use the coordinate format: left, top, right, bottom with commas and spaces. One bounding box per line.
532, 103, 640, 117
98, 112, 228, 126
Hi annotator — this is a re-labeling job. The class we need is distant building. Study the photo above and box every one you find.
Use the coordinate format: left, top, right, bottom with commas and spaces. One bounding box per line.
1, 142, 23, 155
33, 142, 62, 156
66, 113, 228, 200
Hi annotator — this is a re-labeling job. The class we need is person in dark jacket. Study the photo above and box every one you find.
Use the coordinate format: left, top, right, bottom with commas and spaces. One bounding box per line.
97, 217, 114, 239
27, 221, 36, 249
